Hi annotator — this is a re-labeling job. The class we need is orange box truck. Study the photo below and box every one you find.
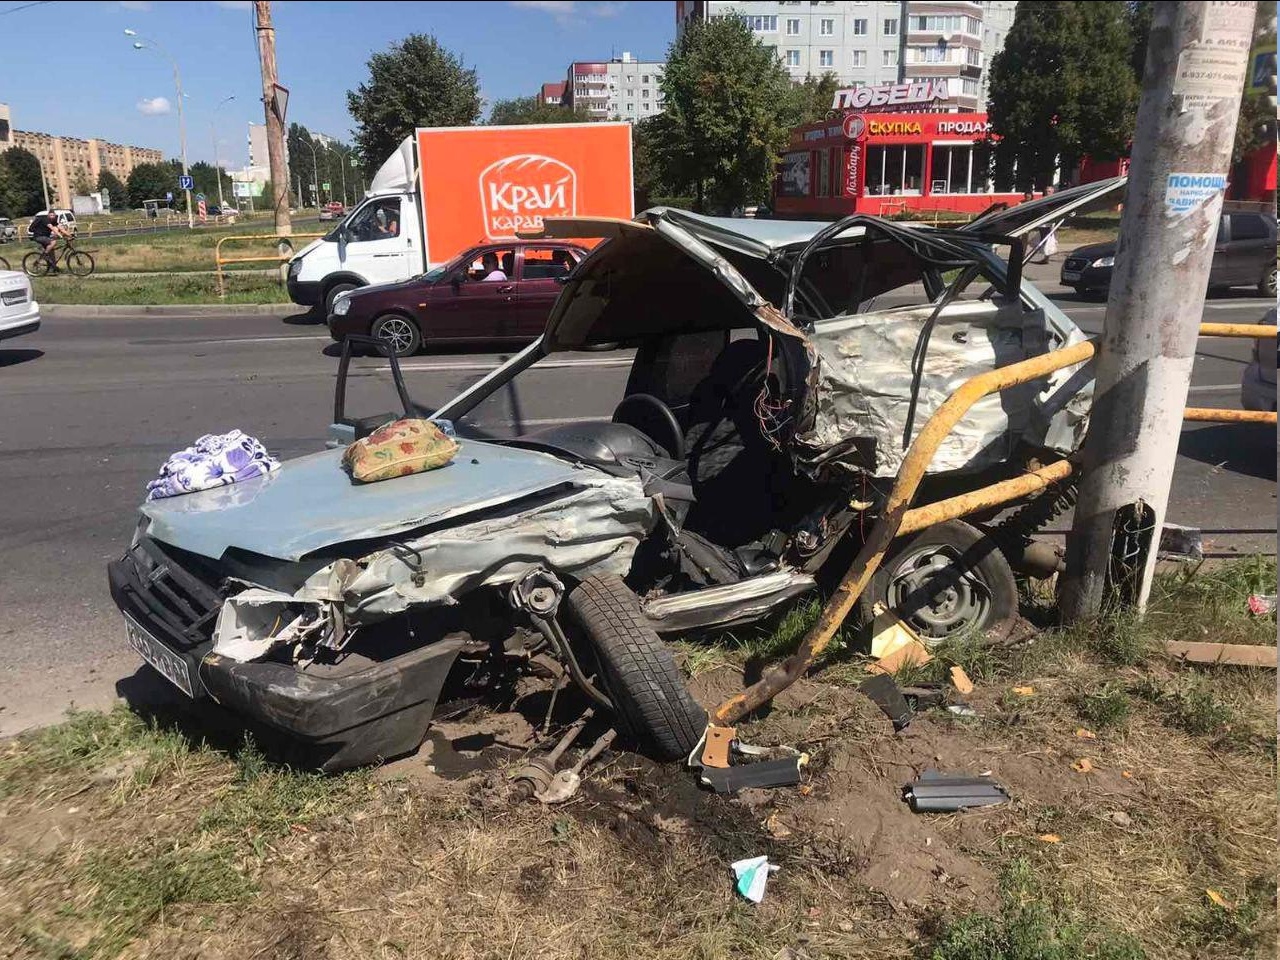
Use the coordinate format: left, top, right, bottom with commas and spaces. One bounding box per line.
286, 122, 634, 316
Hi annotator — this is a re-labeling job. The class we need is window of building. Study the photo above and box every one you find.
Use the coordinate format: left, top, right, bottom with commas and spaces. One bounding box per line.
883, 49, 898, 67
743, 14, 777, 32
820, 18, 834, 35
929, 144, 976, 194
961, 78, 980, 95
820, 49, 834, 67
883, 17, 898, 36
851, 50, 867, 67
864, 144, 925, 196
786, 17, 800, 35
816, 148, 831, 197
967, 48, 981, 66
786, 49, 801, 67
853, 18, 867, 35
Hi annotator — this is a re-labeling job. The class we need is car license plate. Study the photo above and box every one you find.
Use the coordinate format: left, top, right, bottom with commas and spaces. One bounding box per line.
1061, 270, 1081, 282
123, 614, 196, 697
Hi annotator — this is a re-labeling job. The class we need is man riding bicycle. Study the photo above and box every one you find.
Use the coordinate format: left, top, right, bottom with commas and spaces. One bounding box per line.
29, 211, 67, 274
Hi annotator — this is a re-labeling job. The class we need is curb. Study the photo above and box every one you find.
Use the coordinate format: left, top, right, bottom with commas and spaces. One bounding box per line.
41, 303, 305, 317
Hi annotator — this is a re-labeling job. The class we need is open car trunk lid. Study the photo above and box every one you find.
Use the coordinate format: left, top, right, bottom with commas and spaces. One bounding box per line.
141, 441, 595, 562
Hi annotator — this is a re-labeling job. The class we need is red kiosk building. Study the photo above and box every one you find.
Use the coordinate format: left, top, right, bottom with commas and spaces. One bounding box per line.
773, 80, 1026, 219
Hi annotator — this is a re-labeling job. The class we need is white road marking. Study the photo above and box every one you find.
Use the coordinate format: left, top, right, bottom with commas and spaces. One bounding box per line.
1187, 383, 1245, 394
393, 357, 633, 373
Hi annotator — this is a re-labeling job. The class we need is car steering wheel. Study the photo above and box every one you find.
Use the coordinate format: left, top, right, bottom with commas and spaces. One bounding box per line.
611, 393, 685, 460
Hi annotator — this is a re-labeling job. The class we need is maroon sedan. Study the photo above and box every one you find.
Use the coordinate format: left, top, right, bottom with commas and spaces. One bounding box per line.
327, 240, 587, 356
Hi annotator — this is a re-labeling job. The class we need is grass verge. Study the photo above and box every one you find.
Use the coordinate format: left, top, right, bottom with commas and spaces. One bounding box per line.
32, 272, 293, 305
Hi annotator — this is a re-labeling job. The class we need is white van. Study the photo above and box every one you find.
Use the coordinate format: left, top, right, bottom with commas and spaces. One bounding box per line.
286, 138, 423, 316
28, 209, 78, 237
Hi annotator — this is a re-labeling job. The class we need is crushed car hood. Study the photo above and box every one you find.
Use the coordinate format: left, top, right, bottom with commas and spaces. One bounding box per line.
141, 441, 595, 562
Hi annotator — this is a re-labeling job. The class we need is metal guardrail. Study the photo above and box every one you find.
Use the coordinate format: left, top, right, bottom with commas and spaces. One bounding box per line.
214, 232, 324, 299
711, 323, 1277, 725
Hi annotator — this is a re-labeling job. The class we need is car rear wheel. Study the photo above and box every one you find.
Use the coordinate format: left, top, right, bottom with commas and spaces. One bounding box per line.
1260, 267, 1277, 299
565, 575, 706, 760
857, 520, 1018, 646
371, 312, 422, 358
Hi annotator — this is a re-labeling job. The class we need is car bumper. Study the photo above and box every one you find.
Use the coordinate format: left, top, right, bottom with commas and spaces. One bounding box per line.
287, 275, 323, 307
326, 311, 367, 342
0, 301, 40, 341
1241, 361, 1276, 412
1060, 264, 1112, 290
107, 552, 463, 771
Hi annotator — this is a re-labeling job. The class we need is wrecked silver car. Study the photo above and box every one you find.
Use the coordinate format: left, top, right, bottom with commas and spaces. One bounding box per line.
108, 180, 1121, 770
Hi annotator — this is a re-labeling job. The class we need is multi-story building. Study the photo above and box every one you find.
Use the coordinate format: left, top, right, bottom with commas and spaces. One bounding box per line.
0, 106, 163, 209
675, 1, 1017, 110
539, 82, 566, 105
563, 53, 666, 122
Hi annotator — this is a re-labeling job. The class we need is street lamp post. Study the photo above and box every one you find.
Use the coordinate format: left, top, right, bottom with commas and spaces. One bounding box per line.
333, 145, 350, 207
302, 136, 321, 211
126, 29, 193, 229
211, 94, 235, 214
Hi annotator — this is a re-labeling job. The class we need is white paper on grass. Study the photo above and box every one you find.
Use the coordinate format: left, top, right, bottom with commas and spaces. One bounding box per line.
731, 855, 779, 904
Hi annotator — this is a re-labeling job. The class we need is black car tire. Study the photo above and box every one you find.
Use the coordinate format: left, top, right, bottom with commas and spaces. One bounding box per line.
1260, 266, 1277, 299
565, 575, 706, 760
857, 520, 1018, 645
371, 312, 422, 357
323, 281, 358, 318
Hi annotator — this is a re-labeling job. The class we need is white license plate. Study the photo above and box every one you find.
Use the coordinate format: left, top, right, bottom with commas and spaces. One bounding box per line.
124, 614, 196, 697
1061, 270, 1081, 282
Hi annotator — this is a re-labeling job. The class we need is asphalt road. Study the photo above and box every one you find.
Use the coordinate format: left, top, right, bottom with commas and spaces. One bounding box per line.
0, 280, 1273, 735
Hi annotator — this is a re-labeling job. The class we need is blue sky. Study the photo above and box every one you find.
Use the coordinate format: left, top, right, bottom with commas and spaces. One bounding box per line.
1, 0, 674, 166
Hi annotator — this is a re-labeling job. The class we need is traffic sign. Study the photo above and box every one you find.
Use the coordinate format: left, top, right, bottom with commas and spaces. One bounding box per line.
178, 175, 194, 191
195, 193, 206, 201
322, 182, 331, 191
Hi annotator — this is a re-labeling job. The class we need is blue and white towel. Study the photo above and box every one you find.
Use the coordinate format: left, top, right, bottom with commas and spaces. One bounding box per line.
146, 430, 279, 501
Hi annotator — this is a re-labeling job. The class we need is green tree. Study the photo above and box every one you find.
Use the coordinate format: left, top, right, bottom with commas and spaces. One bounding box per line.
127, 161, 177, 209
987, 1, 1139, 190
785, 72, 841, 126
347, 34, 481, 167
189, 161, 232, 205
655, 16, 798, 212
0, 147, 47, 217
488, 96, 591, 125
1125, 1, 1154, 83
97, 170, 126, 209
72, 168, 93, 196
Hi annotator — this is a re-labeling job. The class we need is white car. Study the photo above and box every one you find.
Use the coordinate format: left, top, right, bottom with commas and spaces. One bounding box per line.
0, 270, 41, 343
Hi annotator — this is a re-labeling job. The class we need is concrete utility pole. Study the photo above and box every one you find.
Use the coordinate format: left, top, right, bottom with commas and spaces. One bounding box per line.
254, 0, 291, 236
1060, 1, 1258, 620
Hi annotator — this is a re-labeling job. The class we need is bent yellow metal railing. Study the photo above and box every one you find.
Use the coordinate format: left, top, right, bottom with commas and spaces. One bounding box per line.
712, 322, 1276, 725
215, 232, 323, 300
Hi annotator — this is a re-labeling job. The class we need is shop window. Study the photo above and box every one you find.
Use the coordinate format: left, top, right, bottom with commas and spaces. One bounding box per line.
816, 148, 831, 197
864, 144, 925, 196
930, 145, 975, 194
779, 151, 812, 197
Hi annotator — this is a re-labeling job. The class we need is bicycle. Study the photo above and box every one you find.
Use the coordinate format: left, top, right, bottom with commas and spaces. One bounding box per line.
23, 236, 95, 278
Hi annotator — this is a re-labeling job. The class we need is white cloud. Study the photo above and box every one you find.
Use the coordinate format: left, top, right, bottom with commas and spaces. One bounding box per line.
119, 1, 152, 10
137, 96, 171, 116
213, 0, 253, 9
509, 1, 622, 23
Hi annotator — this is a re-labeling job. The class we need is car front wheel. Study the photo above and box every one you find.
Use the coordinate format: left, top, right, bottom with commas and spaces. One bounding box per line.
371, 312, 422, 357
1260, 266, 1277, 299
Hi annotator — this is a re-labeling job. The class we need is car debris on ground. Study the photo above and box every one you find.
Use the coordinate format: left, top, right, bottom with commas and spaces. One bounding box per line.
902, 770, 1010, 813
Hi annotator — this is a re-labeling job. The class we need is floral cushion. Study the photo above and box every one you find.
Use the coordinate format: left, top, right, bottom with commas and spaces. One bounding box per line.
342, 418, 459, 483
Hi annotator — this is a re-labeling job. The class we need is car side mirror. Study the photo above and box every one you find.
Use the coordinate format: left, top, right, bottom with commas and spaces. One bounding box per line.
451, 271, 464, 290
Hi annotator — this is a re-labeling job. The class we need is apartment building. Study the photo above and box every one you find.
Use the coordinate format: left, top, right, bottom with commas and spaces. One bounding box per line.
563, 53, 666, 122
540, 82, 566, 105
1, 105, 163, 209
675, 1, 1017, 111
